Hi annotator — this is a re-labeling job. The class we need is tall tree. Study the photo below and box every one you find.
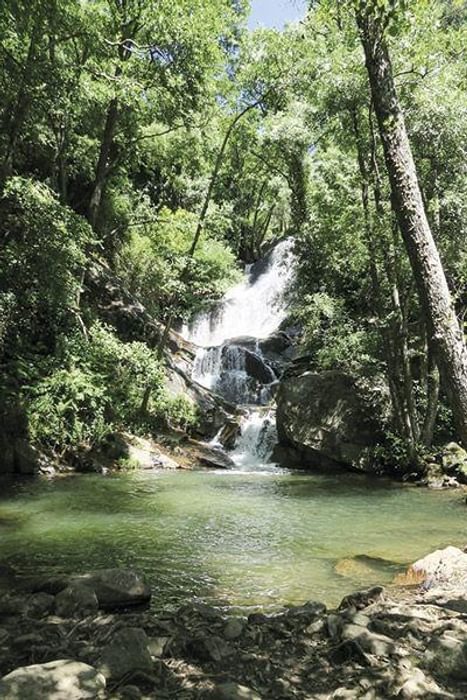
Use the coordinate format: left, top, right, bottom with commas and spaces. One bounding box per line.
355, 1, 467, 446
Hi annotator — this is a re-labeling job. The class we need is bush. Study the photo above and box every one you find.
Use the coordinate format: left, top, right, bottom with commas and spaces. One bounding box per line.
25, 321, 199, 452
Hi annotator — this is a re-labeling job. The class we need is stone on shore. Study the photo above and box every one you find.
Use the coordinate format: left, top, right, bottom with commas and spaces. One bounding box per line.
99, 627, 153, 680
55, 583, 99, 618
70, 568, 151, 609
0, 659, 105, 699
209, 682, 262, 700
395, 546, 467, 588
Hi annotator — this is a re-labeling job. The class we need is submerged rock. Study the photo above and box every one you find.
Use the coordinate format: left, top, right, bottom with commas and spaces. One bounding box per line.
216, 417, 243, 450
0, 659, 106, 699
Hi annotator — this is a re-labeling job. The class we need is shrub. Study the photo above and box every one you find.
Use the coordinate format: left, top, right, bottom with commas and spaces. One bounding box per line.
25, 321, 199, 452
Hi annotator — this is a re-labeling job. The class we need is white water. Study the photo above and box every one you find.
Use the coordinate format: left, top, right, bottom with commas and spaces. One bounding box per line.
182, 238, 295, 347
230, 409, 279, 470
180, 238, 295, 468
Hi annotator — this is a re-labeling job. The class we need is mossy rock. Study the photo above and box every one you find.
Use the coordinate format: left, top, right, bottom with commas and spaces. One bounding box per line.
441, 442, 467, 484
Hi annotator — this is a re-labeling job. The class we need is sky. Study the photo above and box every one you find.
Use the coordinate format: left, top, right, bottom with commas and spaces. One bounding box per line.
248, 0, 308, 30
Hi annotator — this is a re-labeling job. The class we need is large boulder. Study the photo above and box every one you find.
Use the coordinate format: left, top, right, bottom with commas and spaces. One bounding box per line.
441, 442, 467, 484
186, 439, 236, 470
0, 660, 105, 699
395, 546, 467, 590
69, 569, 151, 610
275, 369, 387, 471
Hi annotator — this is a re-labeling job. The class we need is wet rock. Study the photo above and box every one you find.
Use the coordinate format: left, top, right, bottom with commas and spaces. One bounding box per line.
187, 439, 236, 470
55, 584, 99, 618
243, 348, 276, 384
0, 659, 106, 699
339, 586, 385, 611
217, 418, 243, 450
259, 331, 293, 357
24, 592, 55, 619
99, 627, 153, 680
223, 617, 246, 640
209, 681, 262, 700
0, 594, 23, 616
70, 568, 151, 609
285, 600, 326, 622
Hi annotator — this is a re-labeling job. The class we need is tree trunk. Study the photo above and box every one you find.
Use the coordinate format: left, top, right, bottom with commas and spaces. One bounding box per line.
87, 94, 119, 230
0, 20, 41, 183
351, 105, 417, 449
356, 7, 467, 446
422, 335, 440, 446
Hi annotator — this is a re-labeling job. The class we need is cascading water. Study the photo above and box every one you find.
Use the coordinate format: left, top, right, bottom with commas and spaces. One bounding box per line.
230, 408, 278, 468
182, 238, 295, 346
181, 238, 295, 468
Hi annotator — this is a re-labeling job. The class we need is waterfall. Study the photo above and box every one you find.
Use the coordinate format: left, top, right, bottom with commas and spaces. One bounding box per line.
182, 238, 295, 347
230, 409, 278, 469
180, 238, 295, 468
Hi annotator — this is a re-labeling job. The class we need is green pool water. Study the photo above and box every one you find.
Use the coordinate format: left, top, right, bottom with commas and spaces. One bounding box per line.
0, 469, 465, 611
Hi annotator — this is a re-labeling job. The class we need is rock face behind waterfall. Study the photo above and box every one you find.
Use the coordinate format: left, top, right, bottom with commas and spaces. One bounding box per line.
275, 368, 388, 471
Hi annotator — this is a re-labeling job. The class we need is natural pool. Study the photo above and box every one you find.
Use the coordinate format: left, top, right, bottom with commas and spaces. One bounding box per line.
0, 469, 465, 611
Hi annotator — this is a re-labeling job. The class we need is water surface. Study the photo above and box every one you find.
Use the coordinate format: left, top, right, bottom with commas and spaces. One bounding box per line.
0, 470, 465, 611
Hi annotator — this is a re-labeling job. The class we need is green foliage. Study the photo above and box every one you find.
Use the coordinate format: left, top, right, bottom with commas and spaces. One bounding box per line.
117, 206, 240, 320
0, 177, 92, 354
116, 456, 140, 472
296, 293, 378, 372
28, 366, 109, 451
161, 395, 199, 432
1, 0, 466, 460
26, 322, 165, 450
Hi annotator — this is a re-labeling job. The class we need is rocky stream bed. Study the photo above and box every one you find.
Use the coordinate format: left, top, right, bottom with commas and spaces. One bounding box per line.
1, 547, 467, 699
